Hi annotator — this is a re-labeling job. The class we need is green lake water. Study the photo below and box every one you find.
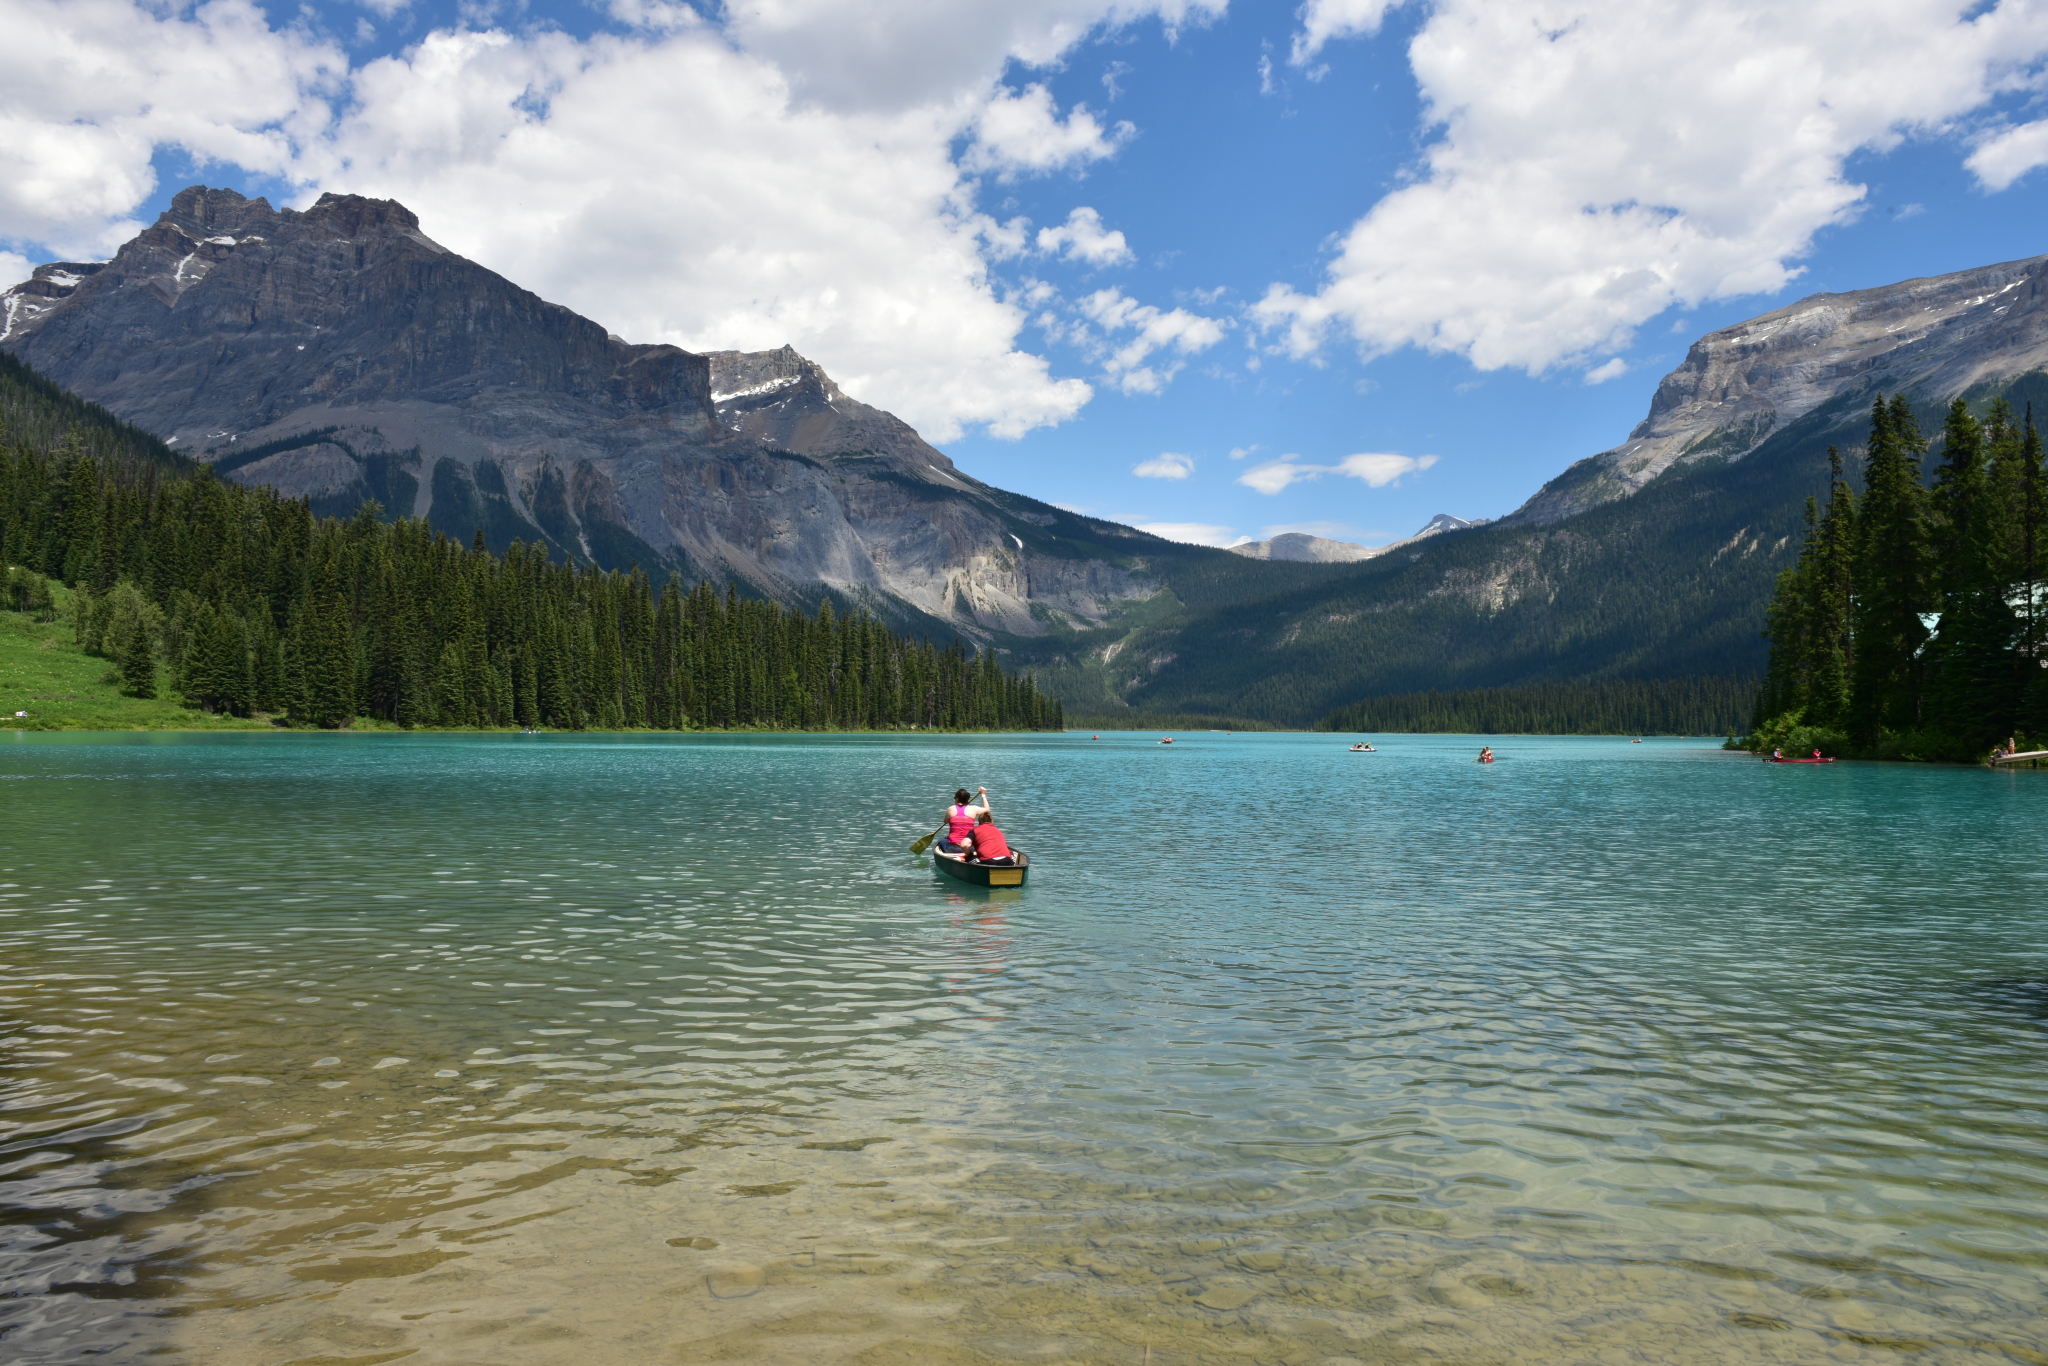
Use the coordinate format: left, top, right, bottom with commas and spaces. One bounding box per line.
1, 730, 2045, 1365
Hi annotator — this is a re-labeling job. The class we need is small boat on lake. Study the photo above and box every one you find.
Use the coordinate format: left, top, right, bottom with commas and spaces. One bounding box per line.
1768, 756, 1835, 764
933, 850, 1029, 888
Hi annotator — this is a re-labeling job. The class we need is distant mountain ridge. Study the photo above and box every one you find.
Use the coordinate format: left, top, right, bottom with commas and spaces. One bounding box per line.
1509, 253, 2048, 524
1008, 263, 2048, 721
1227, 514, 1487, 564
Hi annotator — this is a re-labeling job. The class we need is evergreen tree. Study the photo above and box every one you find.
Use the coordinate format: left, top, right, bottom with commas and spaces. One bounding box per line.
1848, 395, 1930, 746
118, 608, 156, 698
1927, 397, 2015, 742
1805, 445, 1856, 728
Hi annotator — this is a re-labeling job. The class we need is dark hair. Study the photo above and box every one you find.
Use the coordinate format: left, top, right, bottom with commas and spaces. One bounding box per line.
976, 810, 994, 824
954, 788, 971, 804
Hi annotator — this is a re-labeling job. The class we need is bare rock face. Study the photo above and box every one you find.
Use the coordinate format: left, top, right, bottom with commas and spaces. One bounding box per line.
1227, 532, 1380, 563
1507, 254, 2048, 525
0, 186, 1159, 637
1227, 515, 1486, 564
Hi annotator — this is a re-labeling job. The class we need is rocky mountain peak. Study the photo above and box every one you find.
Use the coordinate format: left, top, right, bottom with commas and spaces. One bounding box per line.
707, 344, 843, 406
0, 186, 712, 437
1227, 532, 1380, 563
1226, 514, 1487, 564
0, 184, 1170, 640
1508, 253, 2048, 525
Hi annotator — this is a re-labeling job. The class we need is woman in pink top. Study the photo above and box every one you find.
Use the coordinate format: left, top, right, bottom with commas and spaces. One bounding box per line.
937, 786, 988, 854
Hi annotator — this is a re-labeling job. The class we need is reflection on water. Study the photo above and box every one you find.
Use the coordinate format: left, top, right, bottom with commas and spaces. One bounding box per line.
2, 731, 2046, 1363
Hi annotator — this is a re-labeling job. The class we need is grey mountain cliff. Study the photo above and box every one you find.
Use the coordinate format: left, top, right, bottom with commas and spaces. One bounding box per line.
0, 186, 1170, 638
1509, 253, 2048, 525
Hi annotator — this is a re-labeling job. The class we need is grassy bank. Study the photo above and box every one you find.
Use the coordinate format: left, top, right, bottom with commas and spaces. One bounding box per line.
1, 600, 272, 731
1, 596, 1046, 736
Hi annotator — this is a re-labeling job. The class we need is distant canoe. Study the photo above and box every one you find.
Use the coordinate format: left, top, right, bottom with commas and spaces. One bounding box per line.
934, 850, 1029, 888
1768, 757, 1835, 764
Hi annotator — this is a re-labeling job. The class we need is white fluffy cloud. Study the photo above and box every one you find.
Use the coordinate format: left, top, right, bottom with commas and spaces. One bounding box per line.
0, 0, 345, 259
316, 27, 1101, 439
1967, 120, 2048, 190
722, 0, 1224, 113
1132, 451, 1194, 478
1290, 0, 1400, 64
1078, 287, 1227, 394
1133, 520, 1238, 545
1036, 206, 1133, 265
1263, 0, 2048, 377
0, 0, 1219, 441
1238, 452, 1436, 495
965, 84, 1132, 178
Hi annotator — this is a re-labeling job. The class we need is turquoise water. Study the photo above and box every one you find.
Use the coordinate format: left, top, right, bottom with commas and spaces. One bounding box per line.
1, 730, 2045, 1364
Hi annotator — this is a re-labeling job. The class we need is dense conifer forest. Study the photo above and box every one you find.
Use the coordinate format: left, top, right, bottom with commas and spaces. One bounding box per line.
0, 355, 1061, 732
1752, 393, 2047, 760
1319, 675, 1756, 736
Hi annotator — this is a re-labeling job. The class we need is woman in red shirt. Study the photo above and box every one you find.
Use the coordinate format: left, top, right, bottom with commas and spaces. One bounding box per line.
966, 810, 1015, 866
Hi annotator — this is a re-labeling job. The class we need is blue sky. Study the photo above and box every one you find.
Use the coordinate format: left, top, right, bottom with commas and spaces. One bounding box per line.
11, 0, 2048, 546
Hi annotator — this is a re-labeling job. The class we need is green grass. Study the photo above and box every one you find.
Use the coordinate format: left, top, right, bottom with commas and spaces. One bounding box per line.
0, 603, 272, 732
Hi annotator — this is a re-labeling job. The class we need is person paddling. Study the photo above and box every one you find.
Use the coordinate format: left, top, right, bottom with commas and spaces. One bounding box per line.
937, 787, 988, 855
965, 809, 1016, 866
1478, 746, 1495, 764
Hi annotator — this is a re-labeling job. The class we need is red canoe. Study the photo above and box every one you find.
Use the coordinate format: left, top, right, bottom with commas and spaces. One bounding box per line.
1768, 757, 1835, 763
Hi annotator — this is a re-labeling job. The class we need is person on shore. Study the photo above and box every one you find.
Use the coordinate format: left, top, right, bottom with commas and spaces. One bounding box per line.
938, 787, 987, 855
966, 809, 1016, 866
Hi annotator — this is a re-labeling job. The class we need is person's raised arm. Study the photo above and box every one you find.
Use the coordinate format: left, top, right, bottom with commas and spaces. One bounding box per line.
975, 786, 991, 818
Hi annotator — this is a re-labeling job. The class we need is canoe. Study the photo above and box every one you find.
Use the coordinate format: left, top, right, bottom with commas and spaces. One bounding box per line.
934, 850, 1029, 888
1768, 757, 1835, 764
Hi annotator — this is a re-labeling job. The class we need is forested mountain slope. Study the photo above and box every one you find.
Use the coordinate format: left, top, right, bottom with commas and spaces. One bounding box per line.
1003, 372, 2048, 726
0, 186, 1287, 643
994, 256, 2048, 725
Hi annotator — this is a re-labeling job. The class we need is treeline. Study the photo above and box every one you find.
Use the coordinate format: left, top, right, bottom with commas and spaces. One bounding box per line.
1064, 712, 1281, 732
1319, 675, 1757, 735
0, 353, 186, 478
0, 396, 1061, 735
1754, 394, 2045, 760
